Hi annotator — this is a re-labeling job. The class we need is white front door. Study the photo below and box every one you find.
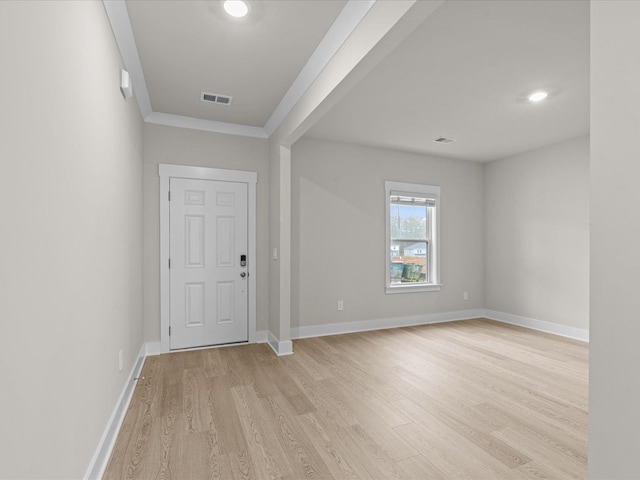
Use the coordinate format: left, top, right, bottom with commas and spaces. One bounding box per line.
169, 177, 248, 350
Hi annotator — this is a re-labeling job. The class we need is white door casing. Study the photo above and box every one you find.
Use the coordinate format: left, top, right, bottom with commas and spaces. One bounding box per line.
159, 164, 257, 353
170, 178, 247, 349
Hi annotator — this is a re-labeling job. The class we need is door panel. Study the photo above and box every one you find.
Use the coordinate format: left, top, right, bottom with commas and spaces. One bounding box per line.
185, 215, 205, 268
216, 216, 234, 267
185, 282, 205, 326
169, 178, 248, 349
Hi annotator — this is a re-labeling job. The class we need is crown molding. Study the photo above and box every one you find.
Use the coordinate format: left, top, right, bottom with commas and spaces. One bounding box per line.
146, 112, 268, 138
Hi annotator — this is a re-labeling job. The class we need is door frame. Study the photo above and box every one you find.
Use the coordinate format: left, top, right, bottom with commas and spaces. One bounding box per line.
159, 163, 258, 353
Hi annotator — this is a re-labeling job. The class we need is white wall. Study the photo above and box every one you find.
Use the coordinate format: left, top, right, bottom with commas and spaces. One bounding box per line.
291, 138, 484, 328
590, 1, 640, 477
143, 124, 270, 341
484, 136, 590, 331
0, 1, 143, 478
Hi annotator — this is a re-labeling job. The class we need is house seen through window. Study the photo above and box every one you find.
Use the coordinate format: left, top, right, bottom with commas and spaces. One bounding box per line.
385, 181, 441, 293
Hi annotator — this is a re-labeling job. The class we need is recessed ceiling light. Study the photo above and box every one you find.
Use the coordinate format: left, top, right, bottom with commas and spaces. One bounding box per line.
224, 0, 248, 17
528, 91, 548, 102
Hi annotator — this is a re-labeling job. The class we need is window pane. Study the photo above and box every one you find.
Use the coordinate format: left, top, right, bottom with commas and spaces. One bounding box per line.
390, 199, 427, 240
390, 240, 428, 283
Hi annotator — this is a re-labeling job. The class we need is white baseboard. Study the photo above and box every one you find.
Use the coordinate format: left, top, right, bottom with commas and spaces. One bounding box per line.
84, 344, 146, 480
132, 310, 588, 362
266, 331, 294, 356
483, 309, 589, 342
291, 309, 485, 340
146, 332, 267, 356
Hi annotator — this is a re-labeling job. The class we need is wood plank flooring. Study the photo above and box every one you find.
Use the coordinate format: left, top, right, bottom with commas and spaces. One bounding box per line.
103, 319, 588, 479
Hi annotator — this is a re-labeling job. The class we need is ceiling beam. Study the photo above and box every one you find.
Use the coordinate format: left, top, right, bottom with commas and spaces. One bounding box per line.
271, 0, 445, 147
102, 0, 152, 119
263, 0, 376, 137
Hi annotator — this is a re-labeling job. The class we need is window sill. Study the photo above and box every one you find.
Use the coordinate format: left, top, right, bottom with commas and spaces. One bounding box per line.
385, 283, 442, 294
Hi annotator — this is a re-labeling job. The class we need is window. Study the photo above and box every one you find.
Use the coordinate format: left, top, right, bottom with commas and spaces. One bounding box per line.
385, 181, 441, 293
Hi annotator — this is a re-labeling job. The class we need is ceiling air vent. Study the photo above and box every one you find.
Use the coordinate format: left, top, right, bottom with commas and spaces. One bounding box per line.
201, 92, 232, 105
434, 137, 455, 144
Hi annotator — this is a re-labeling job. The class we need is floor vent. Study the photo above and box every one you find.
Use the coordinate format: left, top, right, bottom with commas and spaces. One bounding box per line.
201, 92, 232, 105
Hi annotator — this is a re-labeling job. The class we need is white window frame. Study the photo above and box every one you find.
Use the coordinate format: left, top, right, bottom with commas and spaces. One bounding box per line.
385, 181, 441, 294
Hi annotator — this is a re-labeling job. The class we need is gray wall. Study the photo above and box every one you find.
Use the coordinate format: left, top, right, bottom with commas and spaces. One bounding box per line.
484, 136, 589, 330
291, 138, 484, 328
143, 124, 270, 341
590, 1, 640, 477
0, 1, 144, 478
0, 2, 605, 477
268, 142, 282, 338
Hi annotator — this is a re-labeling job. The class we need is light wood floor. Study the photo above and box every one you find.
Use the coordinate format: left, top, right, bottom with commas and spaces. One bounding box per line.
103, 319, 588, 479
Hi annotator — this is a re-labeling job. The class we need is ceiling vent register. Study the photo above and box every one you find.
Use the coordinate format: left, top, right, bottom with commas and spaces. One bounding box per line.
201, 92, 233, 105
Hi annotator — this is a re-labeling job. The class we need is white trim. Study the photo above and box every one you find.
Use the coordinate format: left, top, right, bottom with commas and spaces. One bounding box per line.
102, 0, 152, 118
159, 164, 258, 354
146, 112, 268, 139
385, 284, 442, 294
289, 309, 589, 342
267, 331, 294, 356
483, 310, 589, 342
83, 345, 146, 480
263, 0, 376, 136
146, 332, 266, 358
159, 163, 258, 184
385, 181, 441, 293
291, 310, 485, 340
159, 168, 171, 354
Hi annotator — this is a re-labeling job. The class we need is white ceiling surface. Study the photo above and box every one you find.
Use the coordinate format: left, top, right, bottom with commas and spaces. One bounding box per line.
125, 0, 347, 127
305, 0, 590, 162
122, 0, 589, 162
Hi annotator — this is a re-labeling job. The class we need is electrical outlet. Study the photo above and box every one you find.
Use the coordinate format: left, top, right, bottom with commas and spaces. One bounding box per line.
118, 350, 124, 372
337, 300, 344, 311
463, 291, 469, 301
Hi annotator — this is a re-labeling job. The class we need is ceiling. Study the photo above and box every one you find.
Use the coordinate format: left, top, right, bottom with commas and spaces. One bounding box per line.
122, 0, 589, 162
306, 0, 590, 162
126, 0, 347, 128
